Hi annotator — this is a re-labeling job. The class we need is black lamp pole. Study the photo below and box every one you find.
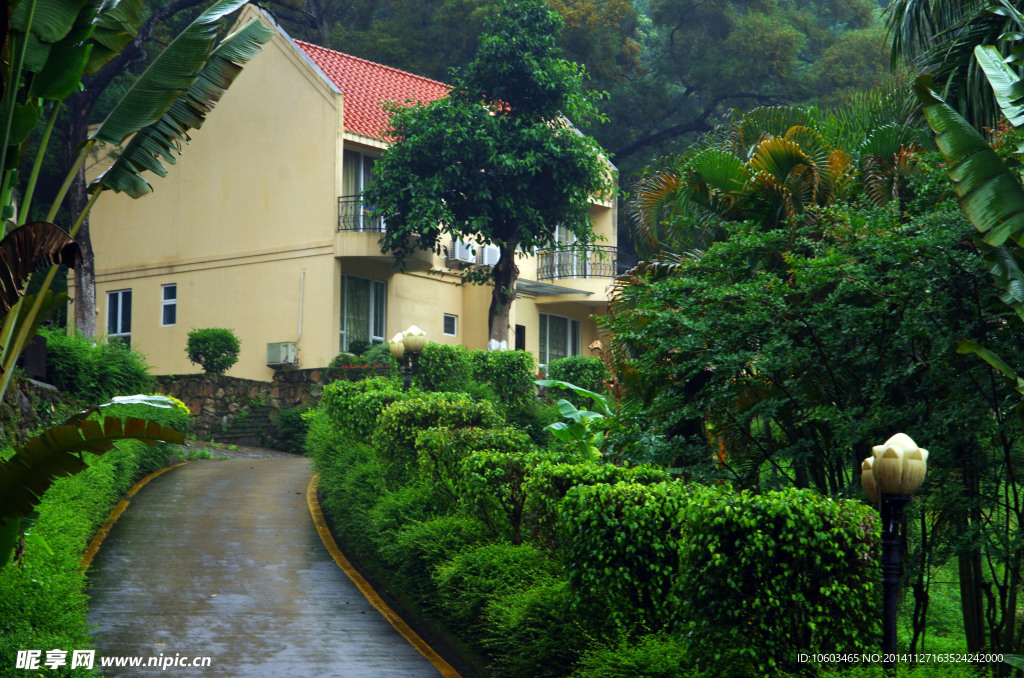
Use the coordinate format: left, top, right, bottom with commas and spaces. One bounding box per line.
402, 350, 418, 392
880, 492, 911, 673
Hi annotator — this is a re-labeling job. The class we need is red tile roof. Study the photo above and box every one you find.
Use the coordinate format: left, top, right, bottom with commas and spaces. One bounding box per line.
295, 41, 449, 140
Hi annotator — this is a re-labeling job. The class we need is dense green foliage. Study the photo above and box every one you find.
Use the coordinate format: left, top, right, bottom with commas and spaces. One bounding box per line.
185, 328, 241, 375
274, 406, 309, 454
546, 356, 611, 409
306, 372, 883, 676
40, 326, 153, 404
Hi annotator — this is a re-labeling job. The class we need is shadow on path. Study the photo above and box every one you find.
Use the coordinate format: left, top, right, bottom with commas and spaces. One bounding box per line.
87, 457, 441, 677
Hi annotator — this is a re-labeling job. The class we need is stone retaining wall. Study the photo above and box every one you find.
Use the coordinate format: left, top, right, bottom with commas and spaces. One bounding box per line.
1, 376, 81, 447
154, 367, 390, 446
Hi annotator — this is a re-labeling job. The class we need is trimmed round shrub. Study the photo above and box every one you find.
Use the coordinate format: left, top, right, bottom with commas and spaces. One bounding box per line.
320, 377, 406, 439
373, 392, 503, 481
185, 328, 240, 375
414, 342, 473, 392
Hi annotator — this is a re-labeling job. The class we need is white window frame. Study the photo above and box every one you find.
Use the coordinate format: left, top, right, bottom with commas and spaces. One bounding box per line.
538, 312, 580, 373
107, 289, 132, 345
161, 284, 177, 327
339, 275, 387, 352
443, 314, 458, 337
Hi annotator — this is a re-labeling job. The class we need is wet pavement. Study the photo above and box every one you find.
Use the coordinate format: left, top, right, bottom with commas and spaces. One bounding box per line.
86, 457, 442, 677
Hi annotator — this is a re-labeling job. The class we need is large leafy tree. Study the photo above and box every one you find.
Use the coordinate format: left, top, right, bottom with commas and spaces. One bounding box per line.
365, 0, 614, 348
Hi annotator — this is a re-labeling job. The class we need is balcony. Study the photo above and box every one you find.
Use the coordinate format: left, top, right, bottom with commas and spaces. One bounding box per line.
338, 196, 384, 232
335, 195, 432, 271
536, 245, 619, 281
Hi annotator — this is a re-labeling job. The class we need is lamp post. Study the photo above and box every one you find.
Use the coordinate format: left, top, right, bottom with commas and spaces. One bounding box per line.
390, 325, 427, 392
861, 433, 928, 673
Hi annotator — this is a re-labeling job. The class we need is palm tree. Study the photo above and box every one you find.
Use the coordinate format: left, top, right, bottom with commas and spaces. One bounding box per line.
628, 91, 925, 258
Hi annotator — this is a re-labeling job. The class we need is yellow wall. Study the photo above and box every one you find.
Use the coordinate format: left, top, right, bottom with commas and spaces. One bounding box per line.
87, 7, 343, 380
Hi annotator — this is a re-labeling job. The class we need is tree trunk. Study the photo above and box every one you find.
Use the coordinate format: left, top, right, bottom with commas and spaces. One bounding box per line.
487, 244, 518, 350
953, 440, 986, 653
65, 112, 96, 337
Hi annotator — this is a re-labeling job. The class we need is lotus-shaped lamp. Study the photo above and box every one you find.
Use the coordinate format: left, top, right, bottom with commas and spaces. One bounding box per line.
861, 433, 928, 502
389, 333, 406, 360
402, 325, 427, 353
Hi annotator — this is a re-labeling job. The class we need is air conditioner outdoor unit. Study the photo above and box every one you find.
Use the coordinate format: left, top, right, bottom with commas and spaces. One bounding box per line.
480, 245, 501, 267
452, 239, 477, 264
266, 341, 298, 367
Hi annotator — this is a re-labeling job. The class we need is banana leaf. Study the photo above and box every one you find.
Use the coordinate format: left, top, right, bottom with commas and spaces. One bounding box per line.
914, 74, 1024, 248
90, 17, 273, 198
0, 221, 79, 312
89, 0, 255, 148
0, 414, 185, 523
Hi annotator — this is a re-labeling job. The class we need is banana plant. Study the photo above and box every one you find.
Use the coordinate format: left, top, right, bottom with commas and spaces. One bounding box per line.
536, 379, 612, 462
914, 39, 1024, 409
0, 0, 271, 568
0, 395, 186, 568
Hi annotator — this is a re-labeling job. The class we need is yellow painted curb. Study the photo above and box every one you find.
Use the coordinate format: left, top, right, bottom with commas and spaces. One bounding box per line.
79, 462, 189, 570
306, 474, 462, 678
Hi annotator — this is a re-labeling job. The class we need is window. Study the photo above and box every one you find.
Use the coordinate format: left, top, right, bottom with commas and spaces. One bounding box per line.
340, 149, 381, 231
538, 313, 580, 372
340, 275, 386, 351
161, 284, 177, 326
107, 289, 132, 346
443, 314, 457, 337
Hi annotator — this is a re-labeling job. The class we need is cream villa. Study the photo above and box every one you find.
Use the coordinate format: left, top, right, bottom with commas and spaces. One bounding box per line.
81, 6, 620, 381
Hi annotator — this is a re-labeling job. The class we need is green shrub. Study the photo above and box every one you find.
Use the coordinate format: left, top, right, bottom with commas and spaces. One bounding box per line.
677, 486, 879, 676
385, 514, 491, 599
319, 377, 406, 440
459, 446, 560, 544
547, 356, 611, 409
305, 412, 387, 554
525, 461, 669, 547
559, 482, 881, 675
559, 480, 691, 636
414, 343, 473, 392
367, 481, 448, 553
185, 328, 240, 375
349, 339, 373, 356
373, 392, 503, 482
0, 439, 175, 672
360, 342, 400, 378
328, 352, 360, 368
433, 542, 560, 637
41, 326, 153, 404
275, 406, 309, 453
501, 400, 560, 446
572, 633, 690, 678
414, 426, 535, 504
484, 580, 580, 678
101, 394, 191, 436
475, 349, 536, 409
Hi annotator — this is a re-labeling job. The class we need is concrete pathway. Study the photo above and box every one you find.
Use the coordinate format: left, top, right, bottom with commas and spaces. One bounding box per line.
87, 457, 442, 677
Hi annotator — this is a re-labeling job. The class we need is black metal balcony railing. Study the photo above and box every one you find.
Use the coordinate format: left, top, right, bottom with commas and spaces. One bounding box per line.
537, 245, 619, 281
338, 196, 385, 232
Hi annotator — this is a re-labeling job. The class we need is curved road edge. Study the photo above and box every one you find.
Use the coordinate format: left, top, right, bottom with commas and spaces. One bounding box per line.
306, 475, 462, 678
